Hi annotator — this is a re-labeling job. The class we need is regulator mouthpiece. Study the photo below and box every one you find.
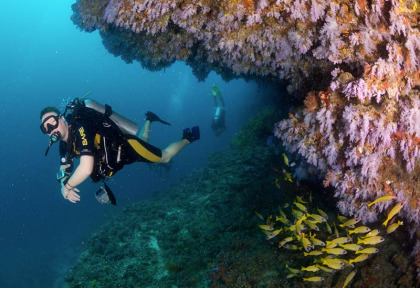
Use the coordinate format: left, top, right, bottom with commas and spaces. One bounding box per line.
44, 132, 61, 157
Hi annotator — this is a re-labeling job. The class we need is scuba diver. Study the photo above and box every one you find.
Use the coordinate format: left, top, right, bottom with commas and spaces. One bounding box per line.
40, 96, 200, 205
211, 84, 226, 136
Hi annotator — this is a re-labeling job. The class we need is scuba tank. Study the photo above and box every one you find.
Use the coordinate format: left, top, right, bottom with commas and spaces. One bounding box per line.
84, 98, 139, 136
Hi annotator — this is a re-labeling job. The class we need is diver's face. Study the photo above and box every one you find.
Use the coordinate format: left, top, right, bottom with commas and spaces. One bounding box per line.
41, 112, 67, 140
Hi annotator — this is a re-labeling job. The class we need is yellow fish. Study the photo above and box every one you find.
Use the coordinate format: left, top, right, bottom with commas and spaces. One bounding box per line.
357, 236, 385, 245
339, 243, 363, 251
325, 221, 332, 234
304, 220, 320, 231
285, 264, 300, 274
348, 226, 371, 235
308, 213, 326, 222
322, 259, 345, 270
355, 247, 379, 254
333, 222, 340, 237
292, 209, 304, 219
301, 265, 320, 272
322, 247, 347, 255
275, 216, 291, 225
331, 237, 352, 244
326, 242, 338, 249
296, 214, 307, 237
286, 224, 296, 232
264, 228, 282, 240
309, 234, 326, 247
303, 276, 324, 282
284, 172, 293, 183
316, 264, 334, 273
294, 201, 308, 212
304, 250, 323, 256
317, 208, 328, 219
255, 211, 264, 221
278, 207, 287, 218
286, 273, 298, 279
349, 254, 369, 264
363, 229, 380, 238
368, 195, 397, 207
278, 236, 294, 248
258, 224, 274, 231
296, 196, 307, 204
283, 244, 301, 250
383, 202, 405, 227
339, 217, 361, 228
301, 233, 313, 252
342, 269, 357, 288
282, 153, 289, 166
386, 220, 403, 234
337, 215, 348, 223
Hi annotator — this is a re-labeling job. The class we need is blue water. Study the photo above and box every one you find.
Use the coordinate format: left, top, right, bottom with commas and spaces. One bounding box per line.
0, 1, 275, 287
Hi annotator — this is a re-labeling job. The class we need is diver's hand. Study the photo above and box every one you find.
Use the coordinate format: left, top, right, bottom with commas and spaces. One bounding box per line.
61, 185, 80, 203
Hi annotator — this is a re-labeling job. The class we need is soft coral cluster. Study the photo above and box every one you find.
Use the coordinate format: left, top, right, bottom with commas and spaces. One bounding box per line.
276, 68, 420, 230
70, 0, 417, 84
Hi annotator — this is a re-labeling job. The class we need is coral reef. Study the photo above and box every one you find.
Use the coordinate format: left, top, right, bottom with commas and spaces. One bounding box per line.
69, 0, 420, 280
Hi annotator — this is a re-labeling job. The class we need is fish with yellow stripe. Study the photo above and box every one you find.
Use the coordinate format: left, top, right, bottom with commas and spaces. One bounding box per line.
367, 195, 397, 207
357, 236, 385, 245
258, 224, 274, 231
303, 276, 324, 282
386, 220, 403, 234
349, 254, 369, 264
339, 217, 361, 228
263, 228, 282, 240
342, 269, 357, 288
301, 265, 319, 272
348, 226, 371, 235
355, 247, 379, 255
383, 202, 405, 227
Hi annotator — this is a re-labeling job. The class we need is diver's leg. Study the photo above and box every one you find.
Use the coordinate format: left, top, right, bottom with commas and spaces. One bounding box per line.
159, 139, 190, 163
137, 120, 151, 142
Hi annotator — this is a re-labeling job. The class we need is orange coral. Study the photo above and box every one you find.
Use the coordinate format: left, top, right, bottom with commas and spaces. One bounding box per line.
304, 91, 318, 113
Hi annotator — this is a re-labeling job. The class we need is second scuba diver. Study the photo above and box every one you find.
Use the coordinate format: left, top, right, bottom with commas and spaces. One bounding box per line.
211, 84, 226, 136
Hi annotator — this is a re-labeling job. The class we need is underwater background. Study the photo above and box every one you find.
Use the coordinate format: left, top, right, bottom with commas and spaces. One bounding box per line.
1, 1, 419, 288
0, 1, 273, 287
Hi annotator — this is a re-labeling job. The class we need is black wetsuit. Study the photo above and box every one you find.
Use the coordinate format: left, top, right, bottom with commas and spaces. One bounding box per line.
61, 116, 163, 182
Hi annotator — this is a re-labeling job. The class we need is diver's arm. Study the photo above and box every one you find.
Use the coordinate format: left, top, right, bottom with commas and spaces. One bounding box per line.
60, 155, 94, 203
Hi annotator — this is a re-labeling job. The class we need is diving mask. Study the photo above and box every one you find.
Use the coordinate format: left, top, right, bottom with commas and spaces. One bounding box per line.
40, 115, 60, 134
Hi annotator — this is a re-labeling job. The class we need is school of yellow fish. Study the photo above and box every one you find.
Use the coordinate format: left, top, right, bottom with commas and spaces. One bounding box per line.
257, 195, 404, 287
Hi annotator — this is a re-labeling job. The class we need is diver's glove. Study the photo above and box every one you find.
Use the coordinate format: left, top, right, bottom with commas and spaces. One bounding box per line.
182, 126, 200, 143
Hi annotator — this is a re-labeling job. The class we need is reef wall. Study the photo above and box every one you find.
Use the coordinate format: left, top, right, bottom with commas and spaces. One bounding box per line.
71, 0, 420, 271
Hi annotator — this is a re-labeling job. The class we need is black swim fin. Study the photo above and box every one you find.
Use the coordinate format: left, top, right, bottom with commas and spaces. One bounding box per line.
146, 111, 171, 125
182, 126, 200, 143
